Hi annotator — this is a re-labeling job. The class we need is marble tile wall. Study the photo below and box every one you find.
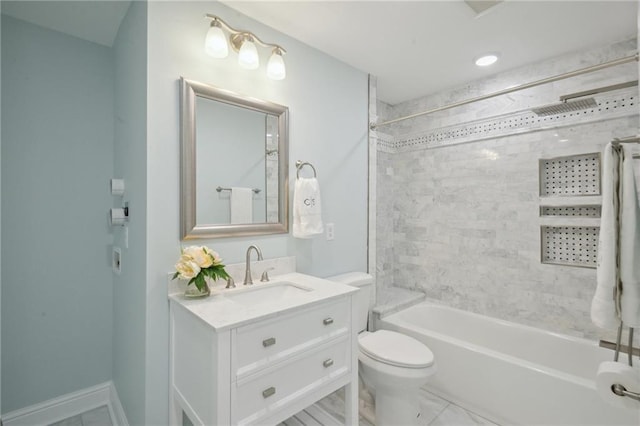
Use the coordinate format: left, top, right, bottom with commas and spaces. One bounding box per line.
375, 38, 639, 339
376, 150, 395, 298
374, 98, 396, 298
368, 76, 378, 293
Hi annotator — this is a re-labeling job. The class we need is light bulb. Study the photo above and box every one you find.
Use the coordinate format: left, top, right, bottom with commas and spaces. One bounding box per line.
267, 49, 286, 80
238, 38, 259, 70
205, 23, 228, 58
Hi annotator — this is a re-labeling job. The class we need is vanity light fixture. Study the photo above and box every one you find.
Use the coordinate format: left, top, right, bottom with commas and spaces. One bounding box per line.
475, 53, 499, 67
204, 14, 287, 80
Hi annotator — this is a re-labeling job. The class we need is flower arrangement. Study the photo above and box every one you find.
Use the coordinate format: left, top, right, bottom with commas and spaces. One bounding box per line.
173, 246, 230, 292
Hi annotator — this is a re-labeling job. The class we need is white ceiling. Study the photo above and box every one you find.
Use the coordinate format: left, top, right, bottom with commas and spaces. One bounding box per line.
2, 1, 637, 105
224, 1, 638, 104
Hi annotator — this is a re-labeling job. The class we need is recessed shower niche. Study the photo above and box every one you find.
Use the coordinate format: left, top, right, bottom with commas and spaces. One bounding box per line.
539, 153, 601, 197
538, 152, 602, 268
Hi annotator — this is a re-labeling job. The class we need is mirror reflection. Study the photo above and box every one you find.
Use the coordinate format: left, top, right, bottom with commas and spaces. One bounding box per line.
195, 98, 281, 224
180, 78, 289, 239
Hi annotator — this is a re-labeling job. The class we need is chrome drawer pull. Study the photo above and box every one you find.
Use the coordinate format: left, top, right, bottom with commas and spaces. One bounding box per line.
262, 337, 276, 347
262, 387, 276, 398
323, 317, 334, 325
323, 358, 334, 368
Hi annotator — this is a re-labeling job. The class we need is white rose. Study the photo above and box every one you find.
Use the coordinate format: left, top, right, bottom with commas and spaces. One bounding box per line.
175, 258, 201, 280
205, 247, 222, 266
183, 246, 213, 268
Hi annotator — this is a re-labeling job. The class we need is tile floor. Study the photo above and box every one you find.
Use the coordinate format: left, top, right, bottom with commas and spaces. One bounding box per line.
52, 387, 498, 426
314, 387, 500, 426
49, 405, 112, 426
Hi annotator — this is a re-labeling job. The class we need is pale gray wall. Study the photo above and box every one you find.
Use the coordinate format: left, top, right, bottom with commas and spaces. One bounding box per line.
111, 2, 148, 425
144, 1, 368, 423
1, 15, 114, 413
0, 2, 369, 422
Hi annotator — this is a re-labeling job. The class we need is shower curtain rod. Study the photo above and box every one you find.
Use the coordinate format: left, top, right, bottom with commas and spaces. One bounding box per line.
370, 53, 639, 130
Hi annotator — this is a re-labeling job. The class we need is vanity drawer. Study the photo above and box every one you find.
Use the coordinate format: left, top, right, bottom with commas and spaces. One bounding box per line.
233, 338, 350, 425
233, 297, 349, 379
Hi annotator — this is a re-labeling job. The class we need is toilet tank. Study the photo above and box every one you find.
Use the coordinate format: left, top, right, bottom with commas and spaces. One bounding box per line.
326, 272, 373, 333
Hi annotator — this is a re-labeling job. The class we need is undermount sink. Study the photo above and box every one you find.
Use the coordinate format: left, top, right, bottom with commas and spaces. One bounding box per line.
224, 281, 313, 306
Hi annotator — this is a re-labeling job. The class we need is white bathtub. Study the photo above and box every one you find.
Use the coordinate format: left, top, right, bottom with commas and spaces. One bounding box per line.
378, 302, 639, 426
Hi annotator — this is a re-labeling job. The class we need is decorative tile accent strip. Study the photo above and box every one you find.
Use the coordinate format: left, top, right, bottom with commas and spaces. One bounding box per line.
540, 205, 602, 218
539, 153, 601, 196
380, 89, 637, 152
375, 132, 395, 153
541, 226, 599, 268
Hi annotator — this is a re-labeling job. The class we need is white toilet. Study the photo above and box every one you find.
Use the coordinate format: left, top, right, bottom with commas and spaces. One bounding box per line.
327, 272, 436, 426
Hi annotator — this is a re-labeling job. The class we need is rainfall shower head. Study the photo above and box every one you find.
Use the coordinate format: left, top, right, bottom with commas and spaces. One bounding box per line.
531, 80, 637, 117
531, 98, 598, 116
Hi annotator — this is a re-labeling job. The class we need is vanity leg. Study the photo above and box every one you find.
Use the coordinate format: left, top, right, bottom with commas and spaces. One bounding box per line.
344, 381, 358, 425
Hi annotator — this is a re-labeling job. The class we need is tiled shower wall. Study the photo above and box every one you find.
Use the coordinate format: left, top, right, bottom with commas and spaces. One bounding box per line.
375, 38, 639, 339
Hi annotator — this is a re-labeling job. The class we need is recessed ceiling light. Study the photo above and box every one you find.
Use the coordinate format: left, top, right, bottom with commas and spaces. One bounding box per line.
475, 54, 499, 67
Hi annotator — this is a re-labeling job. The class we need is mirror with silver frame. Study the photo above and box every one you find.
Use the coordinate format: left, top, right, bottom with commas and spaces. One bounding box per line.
180, 77, 289, 239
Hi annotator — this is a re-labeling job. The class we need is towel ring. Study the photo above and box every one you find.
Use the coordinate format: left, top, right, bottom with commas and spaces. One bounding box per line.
295, 160, 317, 179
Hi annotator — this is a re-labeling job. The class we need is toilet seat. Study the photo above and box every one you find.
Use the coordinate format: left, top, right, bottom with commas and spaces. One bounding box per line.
358, 330, 434, 369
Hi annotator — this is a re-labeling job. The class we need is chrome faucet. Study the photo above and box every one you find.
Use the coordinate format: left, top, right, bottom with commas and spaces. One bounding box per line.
244, 245, 263, 285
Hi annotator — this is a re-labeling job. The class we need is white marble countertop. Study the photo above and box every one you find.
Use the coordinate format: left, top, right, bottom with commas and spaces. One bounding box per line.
169, 272, 358, 331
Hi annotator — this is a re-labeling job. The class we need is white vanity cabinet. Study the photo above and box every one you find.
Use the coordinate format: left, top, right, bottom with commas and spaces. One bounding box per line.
169, 273, 359, 426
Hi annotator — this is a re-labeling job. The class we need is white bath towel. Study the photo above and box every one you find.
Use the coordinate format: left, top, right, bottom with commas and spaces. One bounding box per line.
592, 143, 620, 329
230, 187, 253, 224
293, 177, 323, 238
618, 146, 640, 327
592, 143, 640, 328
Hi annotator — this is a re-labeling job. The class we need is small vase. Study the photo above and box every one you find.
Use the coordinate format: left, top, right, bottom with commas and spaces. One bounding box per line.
184, 282, 211, 298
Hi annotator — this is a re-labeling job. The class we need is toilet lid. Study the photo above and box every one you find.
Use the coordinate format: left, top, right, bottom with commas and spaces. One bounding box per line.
359, 330, 434, 369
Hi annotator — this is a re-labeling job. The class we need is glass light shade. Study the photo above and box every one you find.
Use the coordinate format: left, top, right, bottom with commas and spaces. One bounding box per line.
205, 25, 228, 58
267, 51, 286, 80
238, 39, 259, 70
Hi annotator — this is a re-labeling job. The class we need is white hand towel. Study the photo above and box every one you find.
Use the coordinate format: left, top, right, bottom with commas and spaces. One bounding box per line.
619, 146, 640, 327
592, 143, 621, 329
293, 177, 323, 238
230, 187, 253, 224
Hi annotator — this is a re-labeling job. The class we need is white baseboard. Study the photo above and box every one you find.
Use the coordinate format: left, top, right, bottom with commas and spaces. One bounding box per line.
107, 382, 129, 426
2, 381, 129, 426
